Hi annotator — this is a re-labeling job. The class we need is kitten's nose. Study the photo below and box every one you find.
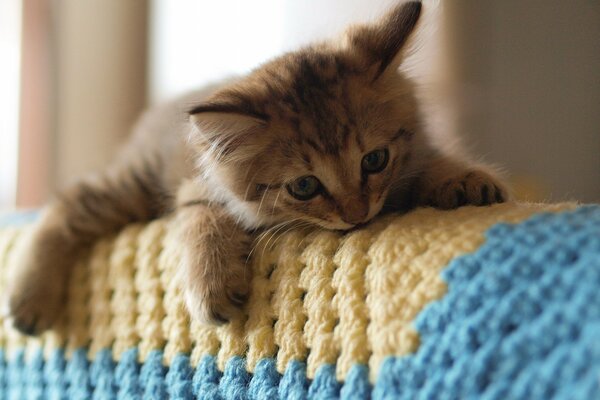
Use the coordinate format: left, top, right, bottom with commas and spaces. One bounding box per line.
341, 199, 369, 225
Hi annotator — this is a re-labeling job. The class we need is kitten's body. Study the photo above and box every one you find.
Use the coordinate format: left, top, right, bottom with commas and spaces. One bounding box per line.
6, 2, 508, 333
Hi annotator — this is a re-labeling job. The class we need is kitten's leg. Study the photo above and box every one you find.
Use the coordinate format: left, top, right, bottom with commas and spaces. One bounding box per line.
5, 161, 166, 334
414, 153, 510, 209
173, 182, 252, 324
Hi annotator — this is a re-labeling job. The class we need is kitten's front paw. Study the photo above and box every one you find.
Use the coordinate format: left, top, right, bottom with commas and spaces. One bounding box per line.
426, 170, 509, 209
5, 274, 66, 335
3, 229, 72, 335
183, 255, 251, 325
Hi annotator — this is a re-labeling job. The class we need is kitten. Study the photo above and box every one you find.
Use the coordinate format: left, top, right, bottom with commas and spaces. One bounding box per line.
5, 1, 508, 334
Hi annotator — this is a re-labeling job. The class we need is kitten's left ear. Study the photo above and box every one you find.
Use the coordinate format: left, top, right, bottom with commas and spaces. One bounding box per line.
188, 102, 268, 156
347, 1, 422, 80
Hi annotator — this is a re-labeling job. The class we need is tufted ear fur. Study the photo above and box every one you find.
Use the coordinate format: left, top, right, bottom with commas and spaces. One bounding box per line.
346, 1, 422, 80
188, 102, 268, 158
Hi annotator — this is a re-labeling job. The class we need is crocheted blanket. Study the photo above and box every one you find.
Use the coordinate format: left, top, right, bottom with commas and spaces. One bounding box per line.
0, 203, 599, 399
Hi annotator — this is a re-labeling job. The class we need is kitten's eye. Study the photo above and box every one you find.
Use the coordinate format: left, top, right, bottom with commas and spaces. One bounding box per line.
287, 175, 321, 200
361, 148, 389, 174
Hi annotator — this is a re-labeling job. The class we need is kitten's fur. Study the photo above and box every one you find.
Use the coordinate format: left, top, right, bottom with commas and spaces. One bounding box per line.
6, 1, 508, 334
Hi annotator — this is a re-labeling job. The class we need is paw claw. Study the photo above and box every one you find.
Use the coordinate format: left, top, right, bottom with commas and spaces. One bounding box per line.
183, 260, 251, 326
494, 186, 505, 203
229, 291, 249, 306
13, 318, 37, 336
426, 170, 508, 210
455, 189, 467, 207
211, 311, 229, 325
480, 185, 490, 205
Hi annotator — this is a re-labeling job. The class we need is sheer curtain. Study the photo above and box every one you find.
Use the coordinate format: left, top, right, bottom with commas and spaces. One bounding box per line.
14, 1, 148, 207
0, 1, 22, 210
148, 0, 405, 104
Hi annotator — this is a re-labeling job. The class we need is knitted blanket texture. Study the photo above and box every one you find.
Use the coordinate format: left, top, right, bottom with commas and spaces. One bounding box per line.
0, 202, 599, 399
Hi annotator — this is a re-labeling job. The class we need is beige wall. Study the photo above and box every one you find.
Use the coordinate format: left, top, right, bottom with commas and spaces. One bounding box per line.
445, 1, 600, 203
54, 0, 148, 188
17, 0, 148, 206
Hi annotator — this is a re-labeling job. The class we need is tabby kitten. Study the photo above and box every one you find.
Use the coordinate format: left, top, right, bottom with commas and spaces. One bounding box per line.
6, 1, 508, 333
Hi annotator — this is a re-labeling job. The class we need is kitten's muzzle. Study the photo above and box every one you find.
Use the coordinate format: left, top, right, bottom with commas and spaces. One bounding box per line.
340, 199, 369, 226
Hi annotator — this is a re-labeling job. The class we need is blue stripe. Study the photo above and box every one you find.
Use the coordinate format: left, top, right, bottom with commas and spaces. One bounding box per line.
0, 349, 370, 400
6, 326, 594, 400
68, 349, 92, 400
247, 358, 279, 399
140, 350, 167, 399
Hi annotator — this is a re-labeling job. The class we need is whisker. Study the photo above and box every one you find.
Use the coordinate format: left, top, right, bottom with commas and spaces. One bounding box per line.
270, 187, 283, 216
259, 219, 308, 261
242, 163, 262, 201
255, 184, 270, 216
263, 219, 301, 252
247, 219, 295, 263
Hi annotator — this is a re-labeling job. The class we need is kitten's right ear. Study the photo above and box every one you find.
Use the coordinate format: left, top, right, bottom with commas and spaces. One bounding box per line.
188, 102, 268, 154
346, 1, 422, 80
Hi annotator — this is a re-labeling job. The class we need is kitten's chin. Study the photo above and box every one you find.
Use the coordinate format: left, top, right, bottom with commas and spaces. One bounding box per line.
318, 221, 357, 231
292, 217, 355, 231
320, 199, 387, 231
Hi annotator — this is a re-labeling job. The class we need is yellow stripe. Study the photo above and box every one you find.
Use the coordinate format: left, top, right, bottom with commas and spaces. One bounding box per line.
88, 238, 117, 358
160, 218, 192, 365
244, 245, 278, 371
135, 220, 167, 362
0, 228, 23, 360
110, 224, 144, 360
190, 317, 220, 367
269, 231, 310, 374
332, 222, 386, 380
299, 231, 340, 377
65, 258, 90, 356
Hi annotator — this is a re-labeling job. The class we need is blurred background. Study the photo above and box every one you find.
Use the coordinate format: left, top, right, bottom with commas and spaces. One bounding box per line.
0, 0, 598, 211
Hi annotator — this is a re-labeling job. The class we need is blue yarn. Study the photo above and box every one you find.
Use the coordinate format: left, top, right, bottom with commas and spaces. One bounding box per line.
308, 364, 341, 399
192, 355, 222, 399
44, 349, 67, 400
278, 360, 308, 400
165, 354, 194, 399
340, 364, 371, 400
1, 206, 599, 399
0, 349, 5, 397
6, 349, 25, 400
115, 348, 141, 399
374, 206, 600, 399
248, 358, 279, 400
219, 356, 250, 400
26, 349, 44, 400
139, 350, 167, 399
66, 348, 92, 400
91, 349, 117, 400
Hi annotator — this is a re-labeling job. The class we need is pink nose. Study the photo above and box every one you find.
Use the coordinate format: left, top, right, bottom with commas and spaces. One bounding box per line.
341, 200, 369, 225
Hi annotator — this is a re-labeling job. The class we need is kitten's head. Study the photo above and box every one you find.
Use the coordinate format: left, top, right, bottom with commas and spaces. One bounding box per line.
189, 1, 424, 230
